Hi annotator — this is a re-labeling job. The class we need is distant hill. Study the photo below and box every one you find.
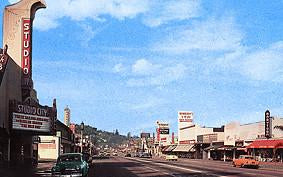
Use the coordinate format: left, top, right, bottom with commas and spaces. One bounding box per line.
74, 124, 128, 147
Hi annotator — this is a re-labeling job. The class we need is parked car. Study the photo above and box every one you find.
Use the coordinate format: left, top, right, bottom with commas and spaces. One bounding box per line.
82, 152, 93, 166
233, 155, 259, 168
166, 155, 178, 161
133, 152, 140, 157
140, 153, 152, 158
51, 153, 89, 177
125, 153, 131, 157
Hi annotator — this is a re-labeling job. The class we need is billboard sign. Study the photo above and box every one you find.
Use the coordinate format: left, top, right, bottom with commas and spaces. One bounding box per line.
178, 111, 193, 123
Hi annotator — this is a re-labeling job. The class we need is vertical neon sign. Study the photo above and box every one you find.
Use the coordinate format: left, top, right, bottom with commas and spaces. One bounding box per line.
22, 18, 31, 86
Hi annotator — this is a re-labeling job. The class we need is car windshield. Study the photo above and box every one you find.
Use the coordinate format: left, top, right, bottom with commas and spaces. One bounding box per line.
58, 154, 81, 162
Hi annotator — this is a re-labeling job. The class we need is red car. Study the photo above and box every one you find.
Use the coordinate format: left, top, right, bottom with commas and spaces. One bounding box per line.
233, 155, 259, 168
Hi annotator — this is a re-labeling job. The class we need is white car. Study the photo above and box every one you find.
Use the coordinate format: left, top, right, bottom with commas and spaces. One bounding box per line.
166, 155, 178, 161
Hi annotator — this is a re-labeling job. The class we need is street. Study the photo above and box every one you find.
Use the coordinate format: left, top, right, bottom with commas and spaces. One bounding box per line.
91, 157, 283, 177
1, 156, 283, 177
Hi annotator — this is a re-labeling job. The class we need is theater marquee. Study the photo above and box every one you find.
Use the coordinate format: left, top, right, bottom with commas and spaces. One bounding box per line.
10, 101, 56, 134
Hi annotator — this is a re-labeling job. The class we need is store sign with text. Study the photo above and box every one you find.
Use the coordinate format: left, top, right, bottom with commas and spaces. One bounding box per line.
160, 128, 169, 134
178, 111, 193, 122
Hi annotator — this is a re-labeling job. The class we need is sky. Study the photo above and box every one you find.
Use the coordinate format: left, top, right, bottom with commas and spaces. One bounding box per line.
1, 0, 283, 136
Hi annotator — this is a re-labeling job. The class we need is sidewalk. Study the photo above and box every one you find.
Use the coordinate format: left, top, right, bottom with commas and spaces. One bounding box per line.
0, 160, 55, 177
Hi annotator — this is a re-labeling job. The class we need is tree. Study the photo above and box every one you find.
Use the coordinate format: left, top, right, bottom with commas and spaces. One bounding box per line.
115, 129, 119, 135
127, 132, 131, 139
274, 126, 283, 131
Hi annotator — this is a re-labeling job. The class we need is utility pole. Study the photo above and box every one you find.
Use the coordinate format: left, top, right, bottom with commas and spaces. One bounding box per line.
80, 122, 84, 153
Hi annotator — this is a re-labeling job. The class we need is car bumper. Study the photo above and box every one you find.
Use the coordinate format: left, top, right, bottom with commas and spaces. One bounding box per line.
52, 172, 83, 177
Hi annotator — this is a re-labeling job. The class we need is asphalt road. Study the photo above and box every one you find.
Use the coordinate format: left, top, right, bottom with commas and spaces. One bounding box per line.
91, 157, 283, 177
1, 157, 282, 177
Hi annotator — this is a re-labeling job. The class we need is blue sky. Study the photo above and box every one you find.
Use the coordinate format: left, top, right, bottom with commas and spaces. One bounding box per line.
1, 0, 283, 135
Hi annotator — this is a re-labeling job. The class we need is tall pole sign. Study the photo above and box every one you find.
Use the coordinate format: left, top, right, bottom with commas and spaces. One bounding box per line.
265, 110, 271, 139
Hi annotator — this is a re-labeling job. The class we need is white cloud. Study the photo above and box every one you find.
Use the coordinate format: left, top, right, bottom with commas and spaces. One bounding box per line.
132, 59, 161, 75
79, 23, 109, 48
8, 0, 18, 4
153, 16, 243, 54
142, 0, 201, 27
127, 59, 187, 87
9, 0, 150, 31
113, 63, 125, 73
130, 96, 166, 110
213, 41, 283, 83
9, 0, 200, 31
241, 41, 283, 82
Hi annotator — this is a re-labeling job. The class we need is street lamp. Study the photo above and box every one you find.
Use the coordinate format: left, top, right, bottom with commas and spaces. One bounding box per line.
81, 122, 84, 153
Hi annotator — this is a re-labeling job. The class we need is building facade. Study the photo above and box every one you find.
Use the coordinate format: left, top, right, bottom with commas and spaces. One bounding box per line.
0, 0, 56, 165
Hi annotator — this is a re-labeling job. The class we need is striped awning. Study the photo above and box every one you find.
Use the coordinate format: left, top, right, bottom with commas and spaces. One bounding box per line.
173, 144, 195, 152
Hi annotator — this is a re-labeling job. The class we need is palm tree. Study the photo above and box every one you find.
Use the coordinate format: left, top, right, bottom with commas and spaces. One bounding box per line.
274, 126, 283, 131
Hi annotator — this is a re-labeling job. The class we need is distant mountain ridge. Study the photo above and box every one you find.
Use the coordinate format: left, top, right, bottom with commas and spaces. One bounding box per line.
74, 124, 128, 147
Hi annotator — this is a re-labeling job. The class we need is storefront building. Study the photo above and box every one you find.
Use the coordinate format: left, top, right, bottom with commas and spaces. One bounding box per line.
38, 120, 74, 160
0, 0, 56, 165
246, 139, 283, 162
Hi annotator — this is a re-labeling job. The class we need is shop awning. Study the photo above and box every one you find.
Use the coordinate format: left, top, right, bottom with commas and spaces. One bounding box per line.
217, 145, 235, 151
246, 139, 283, 149
236, 146, 246, 151
166, 145, 177, 152
204, 144, 223, 151
173, 144, 195, 152
162, 145, 177, 152
162, 146, 171, 152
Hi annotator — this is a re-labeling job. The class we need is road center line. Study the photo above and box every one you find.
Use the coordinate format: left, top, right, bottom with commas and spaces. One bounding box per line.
128, 158, 203, 173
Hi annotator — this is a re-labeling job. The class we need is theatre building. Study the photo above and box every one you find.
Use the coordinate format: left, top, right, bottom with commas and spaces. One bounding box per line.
0, 0, 56, 165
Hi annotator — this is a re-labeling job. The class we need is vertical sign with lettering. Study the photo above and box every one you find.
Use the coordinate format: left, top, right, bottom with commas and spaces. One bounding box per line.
265, 110, 271, 139
22, 18, 31, 87
0, 48, 9, 85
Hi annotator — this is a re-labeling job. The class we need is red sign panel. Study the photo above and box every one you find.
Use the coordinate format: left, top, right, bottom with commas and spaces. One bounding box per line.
22, 18, 31, 85
156, 128, 160, 142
